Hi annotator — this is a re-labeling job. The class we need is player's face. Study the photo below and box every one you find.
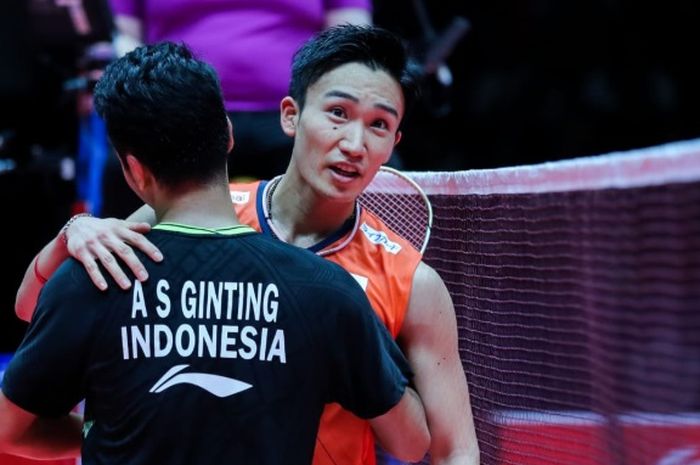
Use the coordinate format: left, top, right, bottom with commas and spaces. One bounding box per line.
286, 62, 404, 203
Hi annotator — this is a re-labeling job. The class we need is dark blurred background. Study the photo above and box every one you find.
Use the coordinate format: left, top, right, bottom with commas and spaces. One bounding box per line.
375, 0, 700, 170
3, 0, 700, 350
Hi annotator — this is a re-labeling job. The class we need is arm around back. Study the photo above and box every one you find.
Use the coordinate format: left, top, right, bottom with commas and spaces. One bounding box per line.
0, 392, 82, 460
14, 207, 161, 322
15, 236, 69, 322
4, 264, 93, 459
399, 262, 480, 465
370, 385, 431, 462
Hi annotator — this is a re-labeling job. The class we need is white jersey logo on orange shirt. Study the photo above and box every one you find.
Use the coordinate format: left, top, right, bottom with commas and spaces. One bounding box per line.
230, 191, 250, 204
350, 273, 369, 291
360, 222, 402, 254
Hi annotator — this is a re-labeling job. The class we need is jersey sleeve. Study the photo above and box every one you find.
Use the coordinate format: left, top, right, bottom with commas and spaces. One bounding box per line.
2, 261, 99, 418
324, 273, 412, 419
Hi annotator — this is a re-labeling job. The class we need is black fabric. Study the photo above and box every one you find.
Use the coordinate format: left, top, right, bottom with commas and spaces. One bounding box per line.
227, 110, 294, 181
3, 229, 410, 465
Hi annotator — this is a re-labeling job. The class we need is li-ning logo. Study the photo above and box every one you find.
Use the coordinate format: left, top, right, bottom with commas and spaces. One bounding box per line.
150, 364, 252, 398
230, 191, 250, 204
360, 223, 401, 254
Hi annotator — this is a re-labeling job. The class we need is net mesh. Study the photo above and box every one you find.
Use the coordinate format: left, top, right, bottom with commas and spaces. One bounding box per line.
405, 140, 700, 465
359, 167, 432, 254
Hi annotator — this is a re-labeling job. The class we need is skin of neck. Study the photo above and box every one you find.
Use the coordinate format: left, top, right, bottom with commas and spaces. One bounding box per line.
133, 119, 240, 229
270, 165, 357, 246
148, 176, 241, 229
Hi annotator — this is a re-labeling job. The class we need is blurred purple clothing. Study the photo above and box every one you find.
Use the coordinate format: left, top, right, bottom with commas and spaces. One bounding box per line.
110, 0, 371, 111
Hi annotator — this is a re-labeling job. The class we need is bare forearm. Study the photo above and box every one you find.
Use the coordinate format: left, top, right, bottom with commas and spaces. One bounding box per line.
15, 207, 159, 322
15, 237, 69, 322
370, 386, 430, 462
432, 449, 480, 465
1, 413, 82, 460
425, 371, 480, 465
413, 357, 480, 465
403, 263, 481, 465
126, 204, 156, 224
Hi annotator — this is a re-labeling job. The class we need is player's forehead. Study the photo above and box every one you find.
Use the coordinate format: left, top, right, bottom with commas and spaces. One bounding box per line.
307, 62, 404, 117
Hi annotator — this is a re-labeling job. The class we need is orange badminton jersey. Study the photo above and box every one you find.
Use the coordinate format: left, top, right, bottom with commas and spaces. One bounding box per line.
230, 180, 422, 465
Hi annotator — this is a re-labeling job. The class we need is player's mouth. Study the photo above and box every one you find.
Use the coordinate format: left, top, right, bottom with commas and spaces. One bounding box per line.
329, 164, 361, 181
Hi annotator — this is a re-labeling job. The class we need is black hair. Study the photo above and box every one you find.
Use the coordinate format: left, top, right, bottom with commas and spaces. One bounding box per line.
93, 42, 229, 188
289, 24, 419, 120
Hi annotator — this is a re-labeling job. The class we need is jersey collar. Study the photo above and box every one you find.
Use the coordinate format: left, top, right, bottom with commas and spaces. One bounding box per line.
256, 179, 360, 255
153, 223, 256, 236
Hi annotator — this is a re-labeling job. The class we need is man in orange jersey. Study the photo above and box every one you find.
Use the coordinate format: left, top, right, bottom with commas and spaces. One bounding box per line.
14, 25, 479, 465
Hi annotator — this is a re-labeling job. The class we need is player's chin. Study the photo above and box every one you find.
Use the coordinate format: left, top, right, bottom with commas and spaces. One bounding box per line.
323, 182, 363, 204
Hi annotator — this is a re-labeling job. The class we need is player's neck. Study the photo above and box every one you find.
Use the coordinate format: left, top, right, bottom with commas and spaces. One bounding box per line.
267, 174, 356, 247
153, 183, 241, 229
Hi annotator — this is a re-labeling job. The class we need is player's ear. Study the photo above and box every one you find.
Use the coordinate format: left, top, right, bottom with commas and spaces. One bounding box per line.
122, 154, 151, 194
280, 96, 299, 137
393, 130, 402, 147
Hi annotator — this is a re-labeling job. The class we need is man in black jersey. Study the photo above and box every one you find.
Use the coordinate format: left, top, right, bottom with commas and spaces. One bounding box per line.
0, 42, 429, 465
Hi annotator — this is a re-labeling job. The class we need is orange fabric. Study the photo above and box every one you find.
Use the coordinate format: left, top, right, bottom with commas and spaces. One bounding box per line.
229, 182, 262, 229
230, 181, 422, 465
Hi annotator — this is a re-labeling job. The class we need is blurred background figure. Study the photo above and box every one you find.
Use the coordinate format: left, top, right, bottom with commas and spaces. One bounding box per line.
0, 0, 117, 364
98, 0, 374, 217
109, 0, 373, 181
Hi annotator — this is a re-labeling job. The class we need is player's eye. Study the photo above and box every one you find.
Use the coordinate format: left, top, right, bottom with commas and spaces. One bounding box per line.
372, 119, 389, 130
329, 107, 346, 118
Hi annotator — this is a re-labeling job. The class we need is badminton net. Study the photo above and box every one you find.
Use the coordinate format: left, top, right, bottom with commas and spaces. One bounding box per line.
404, 139, 700, 465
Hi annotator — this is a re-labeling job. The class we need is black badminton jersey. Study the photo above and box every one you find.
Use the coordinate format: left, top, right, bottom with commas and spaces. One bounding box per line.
2, 223, 411, 465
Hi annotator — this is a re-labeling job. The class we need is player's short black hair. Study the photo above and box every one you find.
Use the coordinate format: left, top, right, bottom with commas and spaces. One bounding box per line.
94, 42, 230, 188
289, 24, 419, 119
